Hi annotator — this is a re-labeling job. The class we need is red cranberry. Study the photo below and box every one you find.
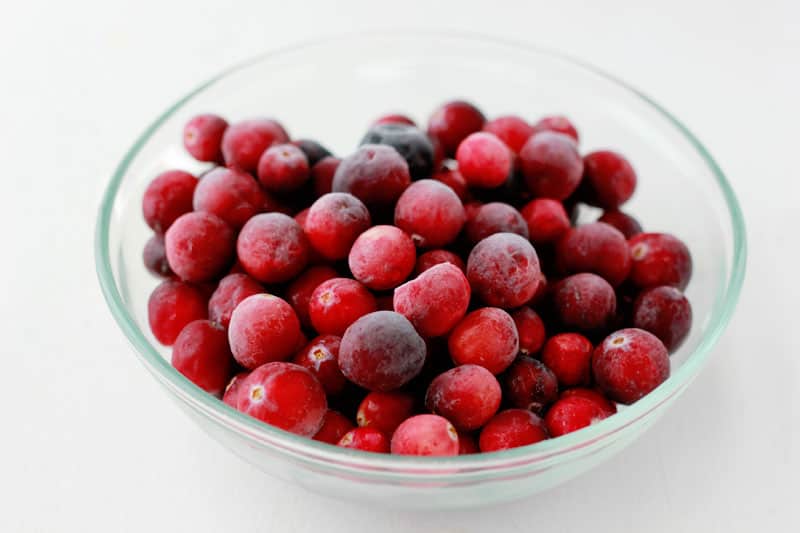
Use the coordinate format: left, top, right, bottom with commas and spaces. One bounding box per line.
183, 114, 228, 162
598, 210, 642, 238
228, 294, 302, 369
545, 394, 614, 437
482, 115, 535, 154
582, 151, 637, 209
171, 319, 232, 395
257, 143, 310, 193
556, 222, 631, 287
432, 167, 470, 202
393, 263, 471, 338
192, 167, 264, 229
222, 372, 248, 408
332, 144, 411, 208
313, 410, 355, 444
373, 113, 416, 127
361, 123, 435, 181
147, 280, 208, 345
414, 249, 465, 275
426, 365, 501, 430
142, 170, 197, 233
520, 198, 571, 245
293, 334, 345, 395
291, 138, 331, 166
338, 427, 390, 453
479, 409, 549, 452
628, 233, 692, 290
553, 273, 617, 331
391, 414, 459, 456
237, 362, 326, 437
512, 307, 546, 355
531, 115, 579, 142
237, 213, 310, 283
165, 212, 234, 282
448, 308, 519, 375
284, 265, 338, 328
455, 132, 512, 188
338, 311, 426, 391
427, 100, 486, 157
592, 328, 670, 404
503, 356, 558, 414
208, 273, 264, 328
457, 431, 479, 454
311, 156, 341, 197
304, 192, 371, 260
465, 202, 528, 244
394, 180, 465, 248
309, 278, 377, 336
221, 118, 289, 173
541, 333, 593, 387
632, 286, 692, 352
356, 391, 415, 436
143, 234, 172, 278
560, 388, 617, 416
463, 201, 483, 222
348, 225, 416, 291
519, 132, 583, 200
466, 233, 542, 308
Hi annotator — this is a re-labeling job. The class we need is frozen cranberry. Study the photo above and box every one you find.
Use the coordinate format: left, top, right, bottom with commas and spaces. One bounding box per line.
313, 410, 355, 444
183, 113, 228, 162
425, 365, 501, 430
373, 113, 416, 127
208, 273, 263, 328
332, 144, 411, 208
448, 308, 518, 374
519, 131, 583, 200
228, 294, 302, 369
171, 319, 232, 395
221, 118, 289, 173
147, 280, 208, 345
632, 286, 692, 352
560, 387, 617, 416
541, 333, 593, 387
165, 212, 234, 282
427, 100, 486, 157
142, 170, 197, 233
531, 115, 579, 142
293, 334, 346, 395
348, 225, 416, 291
237, 362, 326, 436
391, 414, 459, 456
432, 167, 470, 202
361, 123, 435, 180
455, 132, 512, 189
285, 266, 338, 328
356, 391, 415, 436
143, 234, 172, 277
310, 156, 341, 197
592, 328, 670, 404
337, 427, 390, 453
465, 202, 528, 244
304, 193, 371, 260
482, 115, 535, 154
582, 151, 637, 209
394, 263, 470, 338
237, 213, 310, 283
467, 233, 542, 308
479, 409, 549, 452
553, 273, 617, 331
520, 198, 571, 245
457, 431, 479, 454
512, 307, 546, 355
556, 222, 631, 287
463, 201, 483, 222
339, 311, 426, 391
192, 167, 264, 229
222, 372, 248, 407
503, 356, 558, 414
292, 138, 331, 166
309, 278, 377, 336
414, 249, 465, 275
257, 143, 310, 193
629, 233, 692, 290
545, 394, 614, 437
394, 180, 465, 248
598, 210, 642, 238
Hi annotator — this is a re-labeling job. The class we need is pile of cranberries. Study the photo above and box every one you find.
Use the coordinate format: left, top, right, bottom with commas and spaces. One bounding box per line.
143, 101, 693, 457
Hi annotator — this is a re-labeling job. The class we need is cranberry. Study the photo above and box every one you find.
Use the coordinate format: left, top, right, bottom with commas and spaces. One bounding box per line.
292, 138, 332, 166
582, 151, 637, 209
338, 311, 426, 391
332, 144, 411, 208
520, 198, 570, 245
192, 167, 264, 229
313, 410, 355, 444
293, 334, 346, 395
531, 115, 579, 142
560, 388, 617, 416
545, 394, 614, 437
373, 113, 416, 127
541, 333, 593, 387
457, 431, 479, 454
463, 201, 483, 222
361, 123, 435, 180
432, 167, 470, 202
143, 234, 172, 278
309, 278, 377, 336
556, 222, 631, 287
257, 143, 310, 193
165, 212, 234, 282
426, 365, 501, 430
465, 202, 528, 244
356, 391, 415, 436
455, 132, 512, 188
503, 356, 558, 414
147, 280, 208, 345
284, 265, 338, 328
208, 273, 264, 328
391, 414, 459, 456
222, 372, 248, 408
512, 307, 546, 355
479, 409, 549, 452
427, 100, 486, 157
394, 180, 465, 248
553, 273, 617, 331
415, 249, 465, 275
142, 170, 197, 233
628, 233, 692, 290
592, 328, 670, 404
228, 294, 302, 369
337, 427, 390, 453
393, 263, 470, 337
305, 192, 371, 260
237, 213, 310, 283
311, 156, 341, 197
466, 233, 542, 308
348, 225, 416, 291
632, 286, 692, 352
237, 362, 326, 436
448, 308, 519, 374
221, 118, 289, 173
598, 210, 642, 238
519, 131, 583, 200
183, 113, 228, 162
482, 115, 535, 154
171, 319, 232, 395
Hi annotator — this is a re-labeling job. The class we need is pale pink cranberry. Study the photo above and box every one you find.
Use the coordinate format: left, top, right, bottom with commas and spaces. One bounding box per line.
257, 143, 310, 193
348, 225, 416, 291
456, 132, 512, 188
165, 212, 235, 283
237, 213, 310, 283
391, 414, 459, 456
192, 167, 265, 229
227, 294, 302, 369
394, 180, 465, 248
393, 263, 471, 337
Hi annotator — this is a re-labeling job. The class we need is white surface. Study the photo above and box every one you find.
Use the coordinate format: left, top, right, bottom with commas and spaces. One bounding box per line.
1, 0, 797, 531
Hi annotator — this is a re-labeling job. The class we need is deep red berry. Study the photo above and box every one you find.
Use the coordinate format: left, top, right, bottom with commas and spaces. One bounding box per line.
427, 100, 486, 157
519, 131, 583, 200
467, 232, 542, 308
414, 249, 465, 275
455, 132, 512, 188
208, 273, 264, 328
311, 156, 341, 197
391, 414, 459, 456
183, 113, 228, 162
479, 409, 549, 452
426, 365, 501, 430
465, 202, 528, 244
503, 356, 558, 415
361, 123, 435, 180
222, 372, 248, 408
237, 213, 310, 283
482, 115, 535, 154
192, 167, 265, 229
520, 198, 571, 245
560, 387, 617, 416
348, 225, 416, 291
556, 222, 631, 287
293, 334, 346, 395
221, 118, 289, 173
553, 273, 617, 331
393, 263, 471, 338
228, 294, 302, 369
257, 143, 310, 193
304, 192, 371, 260
147, 280, 208, 345
165, 212, 234, 282
394, 180, 465, 248
142, 170, 197, 233
582, 151, 637, 209
545, 394, 614, 437
628, 233, 692, 290
598, 210, 642, 238
463, 201, 483, 222
309, 278, 377, 336
432, 167, 470, 202
531, 115, 579, 142
457, 431, 479, 454
511, 307, 546, 355
355, 392, 414, 438
448, 308, 519, 375
143, 234, 172, 278
332, 144, 411, 208
292, 138, 331, 167
632, 286, 692, 352
313, 410, 355, 444
372, 113, 416, 127
338, 427, 390, 453
171, 319, 232, 395
284, 265, 338, 329
541, 333, 593, 387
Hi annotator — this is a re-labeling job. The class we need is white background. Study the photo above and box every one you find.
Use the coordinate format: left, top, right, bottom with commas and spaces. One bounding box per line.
1, 1, 798, 531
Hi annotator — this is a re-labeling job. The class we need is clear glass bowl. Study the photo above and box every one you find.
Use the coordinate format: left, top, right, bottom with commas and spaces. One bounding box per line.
95, 32, 746, 509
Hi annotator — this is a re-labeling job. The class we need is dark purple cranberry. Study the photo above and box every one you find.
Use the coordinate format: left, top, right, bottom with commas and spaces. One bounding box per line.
292, 139, 332, 166
360, 123, 435, 180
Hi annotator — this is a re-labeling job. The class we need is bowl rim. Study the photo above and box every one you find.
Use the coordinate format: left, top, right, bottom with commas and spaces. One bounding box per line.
94, 30, 747, 474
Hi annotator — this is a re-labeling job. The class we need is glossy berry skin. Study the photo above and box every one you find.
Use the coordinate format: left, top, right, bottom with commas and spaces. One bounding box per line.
143, 234, 172, 278
293, 335, 346, 395
171, 319, 232, 395
305, 193, 371, 260
311, 156, 341, 197
228, 294, 302, 369
465, 202, 528, 244
427, 100, 486, 157
313, 410, 355, 444
257, 143, 310, 193
348, 225, 416, 291
503, 356, 558, 415
541, 333, 593, 387
582, 151, 637, 209
545, 394, 614, 437
391, 414, 459, 456
519, 132, 583, 200
183, 113, 228, 162
553, 273, 617, 331
221, 118, 289, 173
237, 213, 310, 284
592, 328, 670, 404
208, 273, 264, 328
338, 427, 390, 453
598, 210, 642, 238
457, 431, 479, 454
394, 263, 471, 338
512, 307, 546, 355
520, 198, 571, 245
142, 170, 198, 233
309, 278, 377, 336
360, 123, 435, 180
414, 249, 465, 275
394, 180, 465, 248
556, 222, 631, 287
482, 115, 535, 154
165, 212, 235, 282
192, 167, 264, 229
479, 409, 549, 452
448, 308, 519, 375
356, 391, 415, 436
426, 365, 502, 431
373, 113, 416, 127
531, 115, 579, 142
237, 362, 326, 437
292, 138, 332, 166
222, 372, 248, 408
432, 167, 470, 202
332, 144, 411, 208
284, 265, 338, 328
338, 311, 426, 392
561, 388, 617, 415
628, 233, 692, 290
632, 286, 692, 352
147, 280, 208, 345
466, 232, 542, 308
455, 132, 512, 188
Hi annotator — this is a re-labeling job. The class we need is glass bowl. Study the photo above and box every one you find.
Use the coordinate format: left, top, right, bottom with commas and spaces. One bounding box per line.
95, 32, 746, 509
